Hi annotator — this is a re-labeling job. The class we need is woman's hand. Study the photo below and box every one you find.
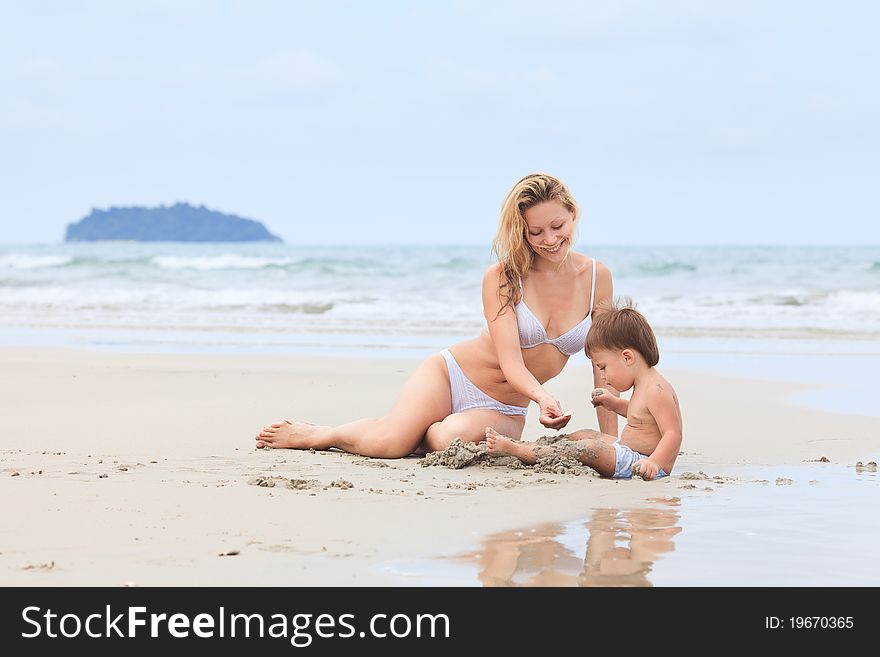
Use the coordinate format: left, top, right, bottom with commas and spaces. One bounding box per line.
538, 397, 572, 430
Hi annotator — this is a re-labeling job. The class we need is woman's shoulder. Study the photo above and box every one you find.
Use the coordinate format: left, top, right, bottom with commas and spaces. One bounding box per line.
483, 261, 504, 279
482, 261, 507, 288
570, 252, 611, 279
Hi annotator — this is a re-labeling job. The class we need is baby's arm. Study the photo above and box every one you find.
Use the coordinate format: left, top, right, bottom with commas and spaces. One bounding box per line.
633, 383, 683, 480
591, 387, 628, 417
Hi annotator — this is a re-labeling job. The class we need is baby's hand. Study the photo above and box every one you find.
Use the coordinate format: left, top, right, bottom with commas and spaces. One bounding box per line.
632, 459, 660, 481
591, 388, 611, 408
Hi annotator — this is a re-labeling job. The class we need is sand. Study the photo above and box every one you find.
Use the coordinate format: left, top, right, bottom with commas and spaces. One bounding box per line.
1, 347, 878, 586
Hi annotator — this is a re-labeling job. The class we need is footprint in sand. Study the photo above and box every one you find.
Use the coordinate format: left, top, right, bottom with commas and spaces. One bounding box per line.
22, 561, 55, 571
353, 459, 389, 468
248, 475, 320, 490
679, 472, 711, 481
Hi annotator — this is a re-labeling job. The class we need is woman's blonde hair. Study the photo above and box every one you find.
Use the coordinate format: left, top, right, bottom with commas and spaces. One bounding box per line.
492, 173, 580, 313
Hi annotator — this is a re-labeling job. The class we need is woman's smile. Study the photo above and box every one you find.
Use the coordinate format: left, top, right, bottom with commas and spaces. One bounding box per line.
541, 239, 566, 255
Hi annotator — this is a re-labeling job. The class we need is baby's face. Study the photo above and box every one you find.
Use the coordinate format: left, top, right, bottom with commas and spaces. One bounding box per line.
590, 348, 633, 391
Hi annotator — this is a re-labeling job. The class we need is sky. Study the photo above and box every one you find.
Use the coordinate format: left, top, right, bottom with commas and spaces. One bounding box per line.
1, 0, 878, 245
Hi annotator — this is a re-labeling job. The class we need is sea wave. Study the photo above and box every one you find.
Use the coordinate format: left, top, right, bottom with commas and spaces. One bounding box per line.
0, 285, 384, 312
633, 260, 698, 275
435, 256, 482, 270
0, 254, 74, 269
745, 292, 819, 307
260, 302, 334, 314
823, 289, 880, 311
151, 255, 294, 270
636, 288, 880, 329
289, 256, 382, 268
3, 244, 880, 349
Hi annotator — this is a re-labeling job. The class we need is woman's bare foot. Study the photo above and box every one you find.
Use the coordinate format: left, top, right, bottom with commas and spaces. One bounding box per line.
255, 420, 329, 449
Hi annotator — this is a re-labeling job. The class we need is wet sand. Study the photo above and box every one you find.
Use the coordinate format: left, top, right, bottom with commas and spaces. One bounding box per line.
383, 464, 879, 586
1, 348, 878, 586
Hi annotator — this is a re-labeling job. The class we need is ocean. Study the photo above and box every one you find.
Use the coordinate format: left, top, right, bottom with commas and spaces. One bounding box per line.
2, 242, 878, 348
2, 241, 879, 416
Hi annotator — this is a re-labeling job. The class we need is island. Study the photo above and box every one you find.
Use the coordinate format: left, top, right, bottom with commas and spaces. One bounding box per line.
64, 203, 283, 243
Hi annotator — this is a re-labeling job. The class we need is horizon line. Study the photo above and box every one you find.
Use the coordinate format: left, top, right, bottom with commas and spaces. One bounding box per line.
1, 240, 879, 248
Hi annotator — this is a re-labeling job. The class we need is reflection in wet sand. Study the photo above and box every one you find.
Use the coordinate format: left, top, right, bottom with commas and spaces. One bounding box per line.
462, 498, 682, 587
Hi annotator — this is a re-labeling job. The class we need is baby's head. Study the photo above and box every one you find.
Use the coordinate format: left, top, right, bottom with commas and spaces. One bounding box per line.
586, 301, 659, 391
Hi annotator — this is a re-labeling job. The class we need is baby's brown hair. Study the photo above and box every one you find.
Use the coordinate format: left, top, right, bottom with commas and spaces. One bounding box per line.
586, 300, 660, 367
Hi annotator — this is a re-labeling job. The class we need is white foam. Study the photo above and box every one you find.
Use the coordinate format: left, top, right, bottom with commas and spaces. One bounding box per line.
0, 254, 73, 269
151, 254, 293, 270
2, 244, 879, 344
637, 287, 880, 333
823, 289, 880, 312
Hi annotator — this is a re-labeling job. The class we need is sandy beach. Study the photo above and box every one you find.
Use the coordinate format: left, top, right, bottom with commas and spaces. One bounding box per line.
4, 0, 880, 599
1, 347, 877, 586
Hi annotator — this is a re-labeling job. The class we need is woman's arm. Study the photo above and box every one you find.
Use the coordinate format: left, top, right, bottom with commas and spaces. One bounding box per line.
590, 260, 614, 320
482, 265, 570, 430
590, 261, 618, 436
592, 370, 621, 436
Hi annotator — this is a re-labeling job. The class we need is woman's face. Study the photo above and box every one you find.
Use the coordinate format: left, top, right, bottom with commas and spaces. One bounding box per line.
523, 200, 575, 263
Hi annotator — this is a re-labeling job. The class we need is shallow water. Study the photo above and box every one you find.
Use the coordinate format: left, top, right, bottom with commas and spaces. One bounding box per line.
379, 464, 879, 586
660, 336, 880, 417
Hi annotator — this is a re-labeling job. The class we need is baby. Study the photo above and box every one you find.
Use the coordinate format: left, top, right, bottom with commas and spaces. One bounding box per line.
486, 302, 682, 480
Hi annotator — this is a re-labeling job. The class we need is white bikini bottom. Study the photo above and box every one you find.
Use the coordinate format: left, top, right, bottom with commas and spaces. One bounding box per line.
440, 349, 529, 417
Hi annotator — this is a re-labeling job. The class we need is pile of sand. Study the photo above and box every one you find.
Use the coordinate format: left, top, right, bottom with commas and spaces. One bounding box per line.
419, 437, 594, 476
420, 438, 488, 469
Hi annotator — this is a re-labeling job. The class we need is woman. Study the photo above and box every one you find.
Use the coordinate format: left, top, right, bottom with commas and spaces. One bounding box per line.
255, 173, 615, 457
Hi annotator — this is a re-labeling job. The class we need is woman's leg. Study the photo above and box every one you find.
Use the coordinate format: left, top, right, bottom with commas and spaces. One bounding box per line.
484, 427, 618, 477
255, 354, 453, 458
421, 410, 526, 453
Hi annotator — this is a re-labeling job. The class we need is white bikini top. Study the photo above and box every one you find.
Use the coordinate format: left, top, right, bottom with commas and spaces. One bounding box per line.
515, 258, 597, 357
